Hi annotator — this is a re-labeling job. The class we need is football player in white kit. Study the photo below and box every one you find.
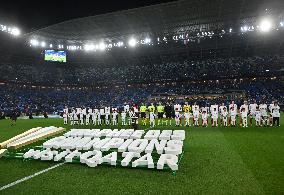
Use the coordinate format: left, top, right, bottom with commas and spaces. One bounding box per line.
271, 101, 280, 127
201, 110, 208, 127
184, 111, 191, 127
86, 112, 90, 125
259, 102, 268, 126
211, 107, 219, 127
149, 110, 156, 127
249, 100, 258, 126
175, 110, 181, 126
229, 106, 237, 127
255, 107, 261, 126
229, 101, 237, 125
112, 110, 118, 126
192, 103, 200, 127
97, 111, 102, 125
240, 101, 249, 127
268, 101, 275, 126
73, 109, 79, 125
105, 106, 111, 125
222, 107, 228, 127
92, 109, 98, 125
80, 111, 84, 125
210, 103, 218, 125
240, 107, 248, 127
63, 112, 68, 125
69, 109, 74, 125
121, 110, 127, 126
99, 107, 105, 125
82, 107, 87, 123
219, 103, 226, 126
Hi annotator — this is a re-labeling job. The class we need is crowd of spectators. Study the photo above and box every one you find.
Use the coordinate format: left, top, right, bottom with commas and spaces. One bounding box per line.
0, 55, 283, 85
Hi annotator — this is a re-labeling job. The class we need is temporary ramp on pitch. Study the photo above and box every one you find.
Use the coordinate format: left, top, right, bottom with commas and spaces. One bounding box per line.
0, 127, 42, 148
0, 126, 66, 150
2, 129, 185, 175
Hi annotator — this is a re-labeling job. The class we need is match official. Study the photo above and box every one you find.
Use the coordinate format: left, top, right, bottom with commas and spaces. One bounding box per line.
157, 102, 165, 125
140, 103, 147, 126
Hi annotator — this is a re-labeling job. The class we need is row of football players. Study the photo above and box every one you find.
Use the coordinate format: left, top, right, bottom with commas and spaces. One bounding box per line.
62, 100, 280, 127
63, 107, 131, 126
169, 100, 280, 127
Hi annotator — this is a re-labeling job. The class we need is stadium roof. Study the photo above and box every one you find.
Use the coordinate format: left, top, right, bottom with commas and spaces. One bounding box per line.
28, 0, 284, 43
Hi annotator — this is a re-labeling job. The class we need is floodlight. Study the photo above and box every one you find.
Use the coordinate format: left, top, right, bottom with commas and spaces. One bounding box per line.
117, 41, 124, 47
99, 42, 106, 51
84, 44, 95, 51
11, 28, 20, 36
128, 38, 137, 47
144, 38, 151, 44
41, 42, 46, 47
30, 39, 39, 46
260, 19, 272, 32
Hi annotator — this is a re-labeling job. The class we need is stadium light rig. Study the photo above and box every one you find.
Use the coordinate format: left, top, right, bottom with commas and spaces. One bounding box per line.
24, 17, 284, 52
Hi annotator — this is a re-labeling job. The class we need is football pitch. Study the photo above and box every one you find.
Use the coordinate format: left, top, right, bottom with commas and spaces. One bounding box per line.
0, 117, 283, 195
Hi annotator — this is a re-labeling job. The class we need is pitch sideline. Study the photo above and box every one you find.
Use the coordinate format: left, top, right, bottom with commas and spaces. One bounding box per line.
0, 162, 65, 191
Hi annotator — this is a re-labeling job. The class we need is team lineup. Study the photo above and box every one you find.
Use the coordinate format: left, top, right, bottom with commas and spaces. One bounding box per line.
62, 100, 281, 128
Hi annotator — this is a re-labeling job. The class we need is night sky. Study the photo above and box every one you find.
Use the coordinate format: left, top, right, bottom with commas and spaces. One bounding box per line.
0, 0, 176, 33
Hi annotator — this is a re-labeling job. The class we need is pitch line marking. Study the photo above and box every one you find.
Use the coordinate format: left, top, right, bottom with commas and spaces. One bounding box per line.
0, 162, 65, 191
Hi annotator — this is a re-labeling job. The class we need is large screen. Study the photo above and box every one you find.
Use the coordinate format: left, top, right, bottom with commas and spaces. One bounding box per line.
44, 50, 66, 62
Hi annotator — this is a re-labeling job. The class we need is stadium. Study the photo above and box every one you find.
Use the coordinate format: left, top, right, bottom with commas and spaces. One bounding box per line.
0, 0, 283, 194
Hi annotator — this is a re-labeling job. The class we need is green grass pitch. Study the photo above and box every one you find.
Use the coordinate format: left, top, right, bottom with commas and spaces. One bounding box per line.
0, 116, 283, 195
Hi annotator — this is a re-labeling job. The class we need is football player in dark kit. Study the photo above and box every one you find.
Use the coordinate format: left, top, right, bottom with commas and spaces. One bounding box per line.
165, 102, 174, 126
